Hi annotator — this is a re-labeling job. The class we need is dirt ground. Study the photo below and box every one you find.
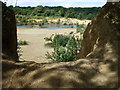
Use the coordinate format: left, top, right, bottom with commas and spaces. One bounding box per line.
17, 28, 76, 63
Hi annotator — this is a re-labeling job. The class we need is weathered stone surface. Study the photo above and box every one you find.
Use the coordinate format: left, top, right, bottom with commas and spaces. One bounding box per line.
2, 2, 18, 61
79, 2, 120, 59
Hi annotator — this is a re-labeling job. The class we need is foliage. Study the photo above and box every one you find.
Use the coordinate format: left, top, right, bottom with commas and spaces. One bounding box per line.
76, 24, 86, 34
17, 45, 22, 59
44, 33, 82, 62
17, 39, 28, 59
18, 40, 28, 45
9, 6, 100, 25
52, 34, 70, 47
44, 34, 53, 42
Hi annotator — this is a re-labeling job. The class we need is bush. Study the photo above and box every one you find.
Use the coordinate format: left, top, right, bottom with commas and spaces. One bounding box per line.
38, 21, 45, 27
44, 34, 54, 42
52, 34, 70, 47
76, 24, 86, 34
18, 40, 28, 45
17, 45, 22, 59
44, 33, 82, 62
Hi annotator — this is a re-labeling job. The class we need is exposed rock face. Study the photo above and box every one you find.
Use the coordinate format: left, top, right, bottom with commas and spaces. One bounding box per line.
2, 2, 18, 61
2, 2, 120, 88
79, 2, 120, 59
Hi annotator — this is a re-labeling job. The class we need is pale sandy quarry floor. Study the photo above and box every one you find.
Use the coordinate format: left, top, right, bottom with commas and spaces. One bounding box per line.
17, 28, 77, 63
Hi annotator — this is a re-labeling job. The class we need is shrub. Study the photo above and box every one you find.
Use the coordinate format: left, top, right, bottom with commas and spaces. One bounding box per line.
38, 21, 45, 27
18, 40, 28, 45
44, 33, 82, 62
17, 40, 28, 59
76, 24, 86, 34
44, 34, 54, 42
52, 34, 70, 47
17, 45, 22, 59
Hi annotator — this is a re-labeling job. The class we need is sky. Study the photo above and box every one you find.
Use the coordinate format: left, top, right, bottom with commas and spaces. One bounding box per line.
0, 0, 108, 7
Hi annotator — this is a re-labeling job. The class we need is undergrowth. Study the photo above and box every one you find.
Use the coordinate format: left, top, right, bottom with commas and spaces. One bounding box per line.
44, 33, 82, 62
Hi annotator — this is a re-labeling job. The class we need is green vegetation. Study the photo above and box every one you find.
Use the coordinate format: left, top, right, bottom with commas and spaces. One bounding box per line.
9, 5, 100, 25
76, 24, 86, 34
44, 23, 86, 62
44, 33, 82, 62
52, 34, 70, 47
17, 40, 28, 58
44, 34, 54, 42
18, 40, 29, 45
17, 45, 22, 59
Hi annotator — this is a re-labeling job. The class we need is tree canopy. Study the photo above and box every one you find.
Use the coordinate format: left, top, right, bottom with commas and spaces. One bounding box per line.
9, 5, 101, 20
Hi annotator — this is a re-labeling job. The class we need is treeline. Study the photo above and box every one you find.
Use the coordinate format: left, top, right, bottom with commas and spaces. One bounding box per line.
9, 5, 101, 20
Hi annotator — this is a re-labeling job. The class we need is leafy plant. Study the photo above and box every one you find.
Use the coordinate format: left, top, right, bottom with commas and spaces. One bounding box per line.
76, 24, 86, 34
52, 34, 70, 47
17, 40, 28, 59
44, 33, 82, 62
17, 45, 22, 59
44, 34, 54, 42
18, 40, 29, 45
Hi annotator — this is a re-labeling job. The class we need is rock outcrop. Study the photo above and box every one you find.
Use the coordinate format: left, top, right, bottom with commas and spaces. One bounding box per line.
2, 2, 120, 88
79, 2, 120, 59
2, 2, 18, 61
